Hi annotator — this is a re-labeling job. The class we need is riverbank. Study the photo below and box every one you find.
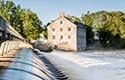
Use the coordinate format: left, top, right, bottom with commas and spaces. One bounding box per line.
32, 43, 53, 52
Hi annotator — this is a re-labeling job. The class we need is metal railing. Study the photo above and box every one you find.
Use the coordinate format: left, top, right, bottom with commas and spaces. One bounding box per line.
0, 15, 24, 41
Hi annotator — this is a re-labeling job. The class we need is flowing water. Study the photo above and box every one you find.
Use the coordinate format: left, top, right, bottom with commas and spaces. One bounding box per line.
45, 50, 125, 80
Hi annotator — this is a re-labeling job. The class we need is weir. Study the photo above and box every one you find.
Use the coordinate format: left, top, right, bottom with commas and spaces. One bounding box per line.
0, 48, 68, 80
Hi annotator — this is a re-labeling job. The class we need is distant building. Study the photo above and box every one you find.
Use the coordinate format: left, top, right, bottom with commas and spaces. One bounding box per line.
92, 28, 101, 47
47, 12, 86, 51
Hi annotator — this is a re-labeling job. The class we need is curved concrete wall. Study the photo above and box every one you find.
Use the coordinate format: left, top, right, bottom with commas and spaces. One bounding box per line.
0, 40, 32, 55
0, 48, 57, 80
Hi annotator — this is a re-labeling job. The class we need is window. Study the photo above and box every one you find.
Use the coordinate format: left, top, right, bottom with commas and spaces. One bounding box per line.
60, 35, 63, 39
52, 35, 55, 39
68, 35, 71, 39
52, 28, 55, 31
60, 28, 63, 31
68, 28, 71, 31
60, 21, 63, 24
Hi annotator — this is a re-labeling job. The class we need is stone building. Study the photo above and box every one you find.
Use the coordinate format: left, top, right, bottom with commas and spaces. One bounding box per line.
47, 12, 86, 51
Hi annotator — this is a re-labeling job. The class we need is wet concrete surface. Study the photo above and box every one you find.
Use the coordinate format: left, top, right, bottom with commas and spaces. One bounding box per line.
0, 48, 68, 80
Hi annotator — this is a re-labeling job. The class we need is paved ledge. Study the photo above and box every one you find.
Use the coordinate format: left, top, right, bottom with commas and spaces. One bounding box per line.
0, 48, 69, 80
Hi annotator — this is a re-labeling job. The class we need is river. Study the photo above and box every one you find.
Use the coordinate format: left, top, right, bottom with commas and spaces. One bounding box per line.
44, 50, 125, 80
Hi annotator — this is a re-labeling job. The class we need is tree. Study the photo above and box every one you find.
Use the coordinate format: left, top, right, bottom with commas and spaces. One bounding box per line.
81, 11, 94, 44
42, 22, 51, 39
0, 1, 43, 40
0, 0, 3, 9
21, 9, 42, 40
81, 10, 125, 48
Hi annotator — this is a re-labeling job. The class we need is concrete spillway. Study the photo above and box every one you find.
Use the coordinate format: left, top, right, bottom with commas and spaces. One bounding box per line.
0, 48, 68, 80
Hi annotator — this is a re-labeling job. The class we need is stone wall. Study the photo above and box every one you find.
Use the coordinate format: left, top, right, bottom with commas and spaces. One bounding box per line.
48, 17, 77, 51
47, 13, 86, 51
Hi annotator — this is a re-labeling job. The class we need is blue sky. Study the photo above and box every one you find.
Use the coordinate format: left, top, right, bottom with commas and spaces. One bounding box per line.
8, 0, 125, 25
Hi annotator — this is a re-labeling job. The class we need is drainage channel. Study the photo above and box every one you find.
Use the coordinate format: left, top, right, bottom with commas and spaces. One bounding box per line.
0, 48, 68, 80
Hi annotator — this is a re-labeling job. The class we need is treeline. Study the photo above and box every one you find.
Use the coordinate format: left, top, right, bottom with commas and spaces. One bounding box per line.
1, 1, 125, 49
81, 11, 125, 49
0, 0, 44, 40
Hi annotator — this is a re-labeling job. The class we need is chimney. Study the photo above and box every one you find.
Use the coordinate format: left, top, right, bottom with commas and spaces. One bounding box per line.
59, 12, 64, 18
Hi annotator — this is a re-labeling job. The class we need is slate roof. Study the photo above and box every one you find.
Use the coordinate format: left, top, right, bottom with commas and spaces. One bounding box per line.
59, 12, 85, 28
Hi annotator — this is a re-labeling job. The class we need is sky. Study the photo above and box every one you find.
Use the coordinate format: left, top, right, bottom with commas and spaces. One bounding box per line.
8, 0, 125, 25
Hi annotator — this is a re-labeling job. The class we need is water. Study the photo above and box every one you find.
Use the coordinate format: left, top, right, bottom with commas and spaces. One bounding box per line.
45, 50, 125, 80
0, 48, 56, 80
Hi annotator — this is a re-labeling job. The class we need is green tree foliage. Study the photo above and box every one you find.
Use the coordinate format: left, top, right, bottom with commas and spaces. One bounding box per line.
0, 0, 3, 9
81, 11, 94, 44
71, 16, 81, 22
81, 10, 125, 48
0, 1, 43, 40
20, 9, 42, 40
42, 22, 51, 39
